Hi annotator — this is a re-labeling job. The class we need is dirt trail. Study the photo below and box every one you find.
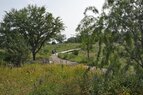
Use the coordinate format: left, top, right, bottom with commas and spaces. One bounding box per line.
49, 48, 80, 65
49, 49, 107, 73
49, 54, 78, 65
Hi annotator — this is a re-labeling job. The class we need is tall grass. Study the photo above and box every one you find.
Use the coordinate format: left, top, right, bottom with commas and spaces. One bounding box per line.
0, 63, 143, 95
0, 64, 94, 95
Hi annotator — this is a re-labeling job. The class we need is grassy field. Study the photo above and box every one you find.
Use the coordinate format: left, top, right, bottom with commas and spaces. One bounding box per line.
0, 63, 143, 95
58, 44, 127, 67
1, 43, 143, 95
37, 43, 80, 59
58, 48, 96, 66
0, 43, 80, 65
58, 50, 88, 63
0, 64, 96, 95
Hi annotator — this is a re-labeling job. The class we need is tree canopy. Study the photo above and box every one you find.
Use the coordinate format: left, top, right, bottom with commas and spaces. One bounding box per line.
77, 0, 143, 69
0, 5, 64, 64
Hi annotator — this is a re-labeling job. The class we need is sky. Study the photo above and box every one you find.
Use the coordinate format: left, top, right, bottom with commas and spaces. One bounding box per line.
0, 0, 105, 38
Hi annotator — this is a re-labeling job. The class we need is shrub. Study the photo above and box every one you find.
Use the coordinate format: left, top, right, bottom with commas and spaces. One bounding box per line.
92, 68, 143, 95
4, 51, 29, 66
0, 50, 7, 66
72, 50, 79, 55
3, 40, 30, 67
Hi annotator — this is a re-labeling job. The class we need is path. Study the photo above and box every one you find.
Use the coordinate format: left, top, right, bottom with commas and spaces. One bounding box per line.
49, 48, 107, 73
49, 48, 80, 65
59, 48, 80, 54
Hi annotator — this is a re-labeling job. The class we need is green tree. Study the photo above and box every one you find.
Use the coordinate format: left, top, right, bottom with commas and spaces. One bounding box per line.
80, 0, 143, 68
55, 34, 66, 43
103, 0, 143, 68
76, 6, 99, 62
66, 36, 81, 43
0, 23, 29, 66
0, 5, 64, 61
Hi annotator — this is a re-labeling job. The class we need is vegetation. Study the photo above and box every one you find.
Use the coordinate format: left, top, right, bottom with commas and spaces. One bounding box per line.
54, 34, 66, 43
58, 49, 94, 65
0, 42, 80, 65
58, 0, 143, 94
0, 0, 143, 94
0, 24, 30, 66
74, 0, 143, 69
0, 5, 64, 64
38, 43, 80, 58
65, 36, 81, 43
0, 63, 143, 95
0, 64, 95, 95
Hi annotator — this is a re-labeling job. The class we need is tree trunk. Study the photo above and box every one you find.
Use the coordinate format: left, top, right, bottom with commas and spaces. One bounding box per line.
96, 39, 102, 65
141, 29, 143, 49
87, 44, 90, 61
32, 52, 36, 61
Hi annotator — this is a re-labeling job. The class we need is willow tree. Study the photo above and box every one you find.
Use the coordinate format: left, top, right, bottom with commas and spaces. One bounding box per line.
76, 6, 109, 67
103, 0, 143, 68
76, 7, 99, 62
80, 0, 143, 69
0, 5, 64, 61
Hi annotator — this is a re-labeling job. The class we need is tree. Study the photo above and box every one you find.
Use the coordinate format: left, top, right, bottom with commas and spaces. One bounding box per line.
55, 34, 66, 43
66, 36, 81, 43
76, 6, 99, 62
78, 0, 143, 70
0, 24, 29, 66
103, 0, 143, 68
0, 5, 64, 61
77, 27, 93, 60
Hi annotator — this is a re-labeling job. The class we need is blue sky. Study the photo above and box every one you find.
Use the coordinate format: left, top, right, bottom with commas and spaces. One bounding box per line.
0, 0, 105, 38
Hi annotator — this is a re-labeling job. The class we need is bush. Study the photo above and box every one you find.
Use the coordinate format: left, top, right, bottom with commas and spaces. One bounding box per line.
0, 32, 30, 66
0, 50, 7, 66
4, 51, 29, 66
72, 50, 79, 55
3, 41, 30, 67
92, 68, 143, 95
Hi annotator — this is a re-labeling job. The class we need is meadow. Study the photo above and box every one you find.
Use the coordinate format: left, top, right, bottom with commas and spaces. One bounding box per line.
37, 43, 80, 59
1, 1, 143, 94
0, 64, 96, 95
0, 43, 80, 65
0, 63, 143, 95
0, 43, 143, 95
58, 45, 97, 65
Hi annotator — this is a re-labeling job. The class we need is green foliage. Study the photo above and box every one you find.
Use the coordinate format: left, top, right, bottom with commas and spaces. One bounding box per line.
72, 50, 79, 55
0, 64, 94, 95
0, 63, 143, 95
102, 0, 143, 68
54, 34, 66, 43
76, 0, 143, 69
58, 50, 96, 65
92, 69, 143, 95
0, 29, 29, 66
65, 36, 81, 43
0, 50, 7, 65
0, 5, 64, 61
30, 64, 93, 95
37, 43, 80, 58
